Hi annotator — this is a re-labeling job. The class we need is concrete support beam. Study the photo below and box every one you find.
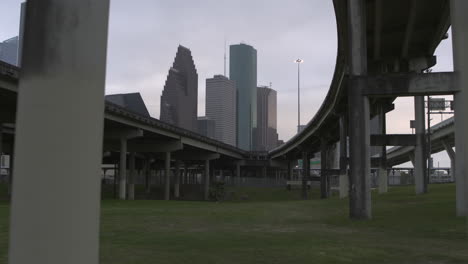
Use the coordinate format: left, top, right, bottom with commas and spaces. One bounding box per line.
442, 140, 456, 183
370, 134, 416, 146
144, 158, 151, 194
236, 162, 241, 184
362, 72, 457, 97
119, 137, 127, 200
204, 159, 210, 201
321, 140, 329, 199
451, 0, 468, 216
339, 115, 349, 198
301, 151, 309, 200
8, 1, 110, 263
288, 161, 294, 181
377, 106, 388, 194
174, 160, 181, 199
347, 0, 371, 220
414, 96, 427, 194
127, 153, 135, 200
164, 152, 171, 201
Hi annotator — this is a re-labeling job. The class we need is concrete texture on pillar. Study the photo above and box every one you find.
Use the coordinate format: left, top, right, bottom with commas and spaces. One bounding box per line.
8, 1, 110, 263
320, 140, 329, 199
302, 151, 309, 200
128, 153, 136, 200
119, 137, 127, 200
451, 0, 468, 216
174, 160, 181, 198
164, 152, 171, 201
339, 115, 348, 198
347, 0, 371, 219
236, 162, 241, 185
204, 159, 210, 201
442, 141, 455, 182
378, 106, 388, 193
414, 96, 427, 194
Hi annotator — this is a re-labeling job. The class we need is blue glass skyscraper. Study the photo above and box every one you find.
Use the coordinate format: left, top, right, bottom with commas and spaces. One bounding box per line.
230, 43, 257, 151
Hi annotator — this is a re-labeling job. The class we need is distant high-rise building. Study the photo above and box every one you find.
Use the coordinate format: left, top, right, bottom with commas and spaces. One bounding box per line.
197, 117, 216, 139
160, 45, 198, 132
255, 86, 278, 151
0, 36, 19, 66
106, 93, 150, 117
230, 43, 257, 151
206, 75, 237, 146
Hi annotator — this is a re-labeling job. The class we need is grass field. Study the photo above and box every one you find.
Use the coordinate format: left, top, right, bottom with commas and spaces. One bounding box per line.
0, 184, 467, 263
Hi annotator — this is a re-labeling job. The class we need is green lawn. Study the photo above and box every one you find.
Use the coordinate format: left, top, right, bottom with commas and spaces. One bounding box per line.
0, 184, 467, 263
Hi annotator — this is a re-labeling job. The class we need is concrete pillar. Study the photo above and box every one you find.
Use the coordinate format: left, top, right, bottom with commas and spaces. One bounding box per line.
288, 161, 294, 181
164, 152, 171, 201
339, 116, 349, 198
321, 139, 329, 199
236, 162, 241, 185
127, 153, 135, 200
119, 137, 127, 200
0, 124, 4, 194
442, 141, 455, 182
174, 160, 181, 199
262, 166, 267, 178
451, 0, 468, 216
144, 159, 151, 194
204, 160, 210, 201
347, 0, 371, 219
414, 96, 427, 194
301, 151, 309, 199
378, 106, 388, 193
8, 1, 110, 263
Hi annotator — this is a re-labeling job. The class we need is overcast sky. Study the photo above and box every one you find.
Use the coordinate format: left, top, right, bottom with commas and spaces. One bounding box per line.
0, 0, 454, 166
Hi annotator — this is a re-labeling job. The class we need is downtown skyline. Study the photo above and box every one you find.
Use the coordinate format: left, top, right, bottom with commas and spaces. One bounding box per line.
0, 0, 454, 165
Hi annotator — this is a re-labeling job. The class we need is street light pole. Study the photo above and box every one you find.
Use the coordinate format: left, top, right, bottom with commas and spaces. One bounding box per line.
295, 59, 304, 133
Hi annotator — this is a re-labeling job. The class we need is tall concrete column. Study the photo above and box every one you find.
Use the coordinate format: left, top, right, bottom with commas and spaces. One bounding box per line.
301, 151, 309, 199
451, 0, 468, 216
414, 96, 427, 194
204, 160, 210, 201
321, 139, 329, 199
164, 152, 171, 201
236, 162, 241, 185
174, 160, 181, 199
8, 1, 110, 263
339, 115, 349, 198
144, 159, 151, 194
347, 0, 371, 219
378, 106, 388, 193
442, 141, 455, 182
127, 153, 136, 200
119, 137, 127, 200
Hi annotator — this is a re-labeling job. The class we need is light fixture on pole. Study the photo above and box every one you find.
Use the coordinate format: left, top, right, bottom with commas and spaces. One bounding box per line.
294, 59, 304, 133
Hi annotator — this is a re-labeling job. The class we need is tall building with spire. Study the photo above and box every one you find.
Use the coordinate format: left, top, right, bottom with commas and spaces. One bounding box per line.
230, 43, 257, 150
160, 45, 198, 132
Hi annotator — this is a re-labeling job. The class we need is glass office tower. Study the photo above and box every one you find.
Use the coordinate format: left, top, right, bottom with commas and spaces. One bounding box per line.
230, 43, 257, 151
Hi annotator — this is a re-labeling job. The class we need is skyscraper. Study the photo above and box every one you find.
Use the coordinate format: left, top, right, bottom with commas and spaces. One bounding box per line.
160, 45, 198, 132
230, 43, 257, 150
255, 86, 278, 151
197, 116, 216, 139
206, 75, 237, 146
0, 36, 19, 66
